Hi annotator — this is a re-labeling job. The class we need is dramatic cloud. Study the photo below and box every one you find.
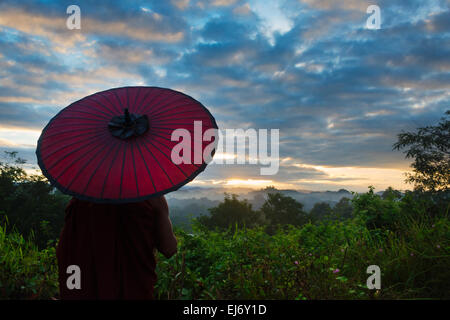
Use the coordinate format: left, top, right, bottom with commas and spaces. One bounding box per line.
0, 0, 448, 191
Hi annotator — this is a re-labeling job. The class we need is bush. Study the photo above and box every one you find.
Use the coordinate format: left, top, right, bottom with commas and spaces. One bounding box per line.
0, 219, 58, 299
155, 210, 450, 299
1, 186, 448, 300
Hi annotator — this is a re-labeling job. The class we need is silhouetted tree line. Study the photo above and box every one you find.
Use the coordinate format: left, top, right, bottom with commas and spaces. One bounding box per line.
197, 110, 449, 232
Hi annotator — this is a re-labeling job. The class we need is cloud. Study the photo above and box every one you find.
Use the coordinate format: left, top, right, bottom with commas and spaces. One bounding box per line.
172, 0, 190, 10
0, 0, 448, 191
0, 7, 184, 53
233, 3, 251, 15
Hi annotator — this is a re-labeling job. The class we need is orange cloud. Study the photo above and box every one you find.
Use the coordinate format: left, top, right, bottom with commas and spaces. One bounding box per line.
0, 8, 184, 54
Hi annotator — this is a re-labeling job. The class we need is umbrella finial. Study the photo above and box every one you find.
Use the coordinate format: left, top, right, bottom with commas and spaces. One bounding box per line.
124, 108, 131, 125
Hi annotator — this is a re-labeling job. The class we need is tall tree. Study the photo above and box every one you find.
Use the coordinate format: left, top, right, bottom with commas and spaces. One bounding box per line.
309, 202, 333, 221
260, 193, 308, 233
393, 110, 449, 192
333, 197, 353, 220
197, 194, 262, 230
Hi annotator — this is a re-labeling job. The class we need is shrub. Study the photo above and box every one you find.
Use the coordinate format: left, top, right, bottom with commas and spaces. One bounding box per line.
0, 219, 58, 300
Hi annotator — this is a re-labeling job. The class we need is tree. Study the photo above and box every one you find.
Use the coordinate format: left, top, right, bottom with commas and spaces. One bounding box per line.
381, 187, 402, 201
196, 194, 262, 231
309, 202, 332, 221
260, 193, 308, 233
333, 197, 353, 220
393, 110, 449, 192
352, 186, 401, 230
0, 151, 69, 248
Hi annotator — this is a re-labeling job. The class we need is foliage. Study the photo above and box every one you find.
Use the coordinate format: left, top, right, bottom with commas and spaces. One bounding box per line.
0, 151, 70, 248
393, 110, 449, 192
351, 186, 402, 230
333, 197, 353, 220
260, 193, 309, 234
309, 202, 333, 221
0, 219, 58, 299
196, 194, 263, 231
1, 186, 449, 300
154, 201, 449, 299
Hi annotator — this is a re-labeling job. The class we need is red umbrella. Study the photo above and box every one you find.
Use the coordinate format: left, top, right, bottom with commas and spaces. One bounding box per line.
36, 86, 218, 203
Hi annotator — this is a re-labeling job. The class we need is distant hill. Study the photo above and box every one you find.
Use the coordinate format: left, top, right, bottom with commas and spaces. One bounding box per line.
166, 186, 356, 229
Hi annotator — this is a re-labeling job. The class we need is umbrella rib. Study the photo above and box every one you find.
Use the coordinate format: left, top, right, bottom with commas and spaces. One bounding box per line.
43, 131, 108, 163
146, 130, 173, 142
45, 122, 99, 129
76, 102, 115, 118
100, 141, 124, 198
53, 134, 111, 180
118, 141, 127, 199
135, 89, 176, 115
40, 130, 105, 152
152, 115, 209, 123
152, 131, 207, 148
135, 90, 171, 116
147, 133, 201, 168
150, 123, 206, 127
61, 108, 111, 121
86, 95, 119, 116
131, 141, 139, 197
132, 87, 141, 113
81, 141, 119, 195
147, 134, 175, 152
146, 102, 198, 120
148, 126, 176, 131
143, 138, 188, 178
134, 87, 159, 114
150, 108, 200, 121
151, 119, 211, 127
151, 112, 206, 123
148, 131, 204, 151
145, 99, 194, 118
55, 117, 106, 123
113, 90, 125, 113
141, 140, 174, 186
41, 127, 101, 141
136, 143, 157, 193
146, 94, 187, 115
96, 92, 121, 114
64, 139, 110, 191
148, 134, 201, 168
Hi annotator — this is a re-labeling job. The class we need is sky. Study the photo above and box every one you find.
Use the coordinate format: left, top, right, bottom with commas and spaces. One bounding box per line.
0, 0, 449, 192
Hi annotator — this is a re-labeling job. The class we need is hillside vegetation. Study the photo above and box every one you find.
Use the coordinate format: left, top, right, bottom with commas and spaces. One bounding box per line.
0, 111, 448, 299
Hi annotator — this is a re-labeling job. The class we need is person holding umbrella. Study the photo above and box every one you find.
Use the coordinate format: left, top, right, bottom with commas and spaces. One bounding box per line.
36, 86, 218, 299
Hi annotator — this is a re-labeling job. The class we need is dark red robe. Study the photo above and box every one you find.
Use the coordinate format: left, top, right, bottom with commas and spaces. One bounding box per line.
56, 197, 158, 300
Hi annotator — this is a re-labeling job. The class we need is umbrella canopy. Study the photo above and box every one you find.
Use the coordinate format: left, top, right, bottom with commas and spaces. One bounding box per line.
36, 86, 218, 203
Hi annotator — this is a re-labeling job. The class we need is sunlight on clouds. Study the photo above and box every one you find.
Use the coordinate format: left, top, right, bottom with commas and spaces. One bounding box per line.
225, 179, 297, 189
172, 0, 190, 10
0, 127, 41, 147
226, 179, 274, 186
298, 0, 367, 11
213, 152, 237, 161
0, 8, 184, 54
233, 3, 252, 15
211, 0, 238, 7
293, 163, 410, 190
189, 178, 293, 190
